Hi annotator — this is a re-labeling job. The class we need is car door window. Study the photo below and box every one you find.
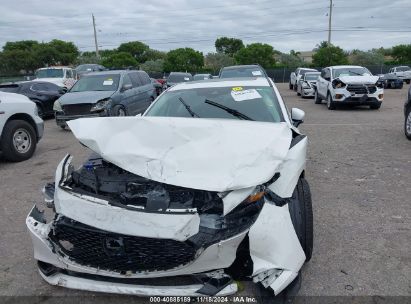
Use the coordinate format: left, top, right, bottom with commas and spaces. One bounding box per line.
324, 69, 331, 80
122, 74, 132, 87
137, 71, 151, 85
129, 72, 142, 88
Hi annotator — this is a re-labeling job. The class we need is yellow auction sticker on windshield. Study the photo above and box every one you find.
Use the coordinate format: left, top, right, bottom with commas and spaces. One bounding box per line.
232, 87, 243, 91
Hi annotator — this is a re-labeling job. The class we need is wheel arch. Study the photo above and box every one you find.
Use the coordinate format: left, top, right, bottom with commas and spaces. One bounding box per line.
4, 113, 38, 139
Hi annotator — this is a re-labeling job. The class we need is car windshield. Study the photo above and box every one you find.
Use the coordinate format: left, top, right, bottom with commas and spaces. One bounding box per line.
193, 74, 210, 80
220, 67, 264, 78
168, 74, 192, 83
333, 67, 371, 78
76, 65, 95, 72
146, 86, 283, 123
397, 66, 410, 72
36, 69, 64, 78
70, 74, 120, 92
305, 73, 320, 81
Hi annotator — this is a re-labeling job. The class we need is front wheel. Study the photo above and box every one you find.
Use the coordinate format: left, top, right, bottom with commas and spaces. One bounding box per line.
0, 120, 37, 162
405, 108, 411, 140
314, 90, 322, 104
327, 94, 336, 110
113, 105, 127, 116
289, 82, 293, 90
406, 79, 410, 84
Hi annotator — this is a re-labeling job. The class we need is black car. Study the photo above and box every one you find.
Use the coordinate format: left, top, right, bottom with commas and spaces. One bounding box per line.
0, 81, 65, 118
76, 64, 106, 78
219, 64, 268, 78
166, 72, 193, 88
54, 70, 156, 129
378, 73, 404, 89
193, 73, 213, 81
405, 86, 411, 140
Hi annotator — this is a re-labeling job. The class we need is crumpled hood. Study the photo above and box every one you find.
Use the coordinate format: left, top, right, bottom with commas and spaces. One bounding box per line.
58, 91, 115, 105
68, 117, 292, 192
338, 75, 379, 85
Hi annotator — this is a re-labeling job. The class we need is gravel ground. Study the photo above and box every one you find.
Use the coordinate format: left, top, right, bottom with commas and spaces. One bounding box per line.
0, 83, 410, 302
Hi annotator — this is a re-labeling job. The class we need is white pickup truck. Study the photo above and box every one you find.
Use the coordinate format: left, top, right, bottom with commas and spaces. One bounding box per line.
389, 66, 411, 84
35, 66, 77, 89
289, 68, 318, 91
0, 92, 44, 161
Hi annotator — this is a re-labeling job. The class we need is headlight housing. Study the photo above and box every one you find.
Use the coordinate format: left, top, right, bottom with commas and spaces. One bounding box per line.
302, 81, 311, 89
53, 100, 62, 111
90, 98, 111, 112
332, 79, 346, 89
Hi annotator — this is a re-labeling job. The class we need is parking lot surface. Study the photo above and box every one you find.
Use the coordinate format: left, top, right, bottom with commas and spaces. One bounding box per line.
0, 83, 410, 300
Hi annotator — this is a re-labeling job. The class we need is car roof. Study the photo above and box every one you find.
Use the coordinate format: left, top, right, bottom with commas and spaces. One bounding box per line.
36, 66, 71, 70
329, 65, 365, 69
221, 65, 263, 70
169, 72, 192, 75
168, 77, 271, 91
84, 70, 130, 76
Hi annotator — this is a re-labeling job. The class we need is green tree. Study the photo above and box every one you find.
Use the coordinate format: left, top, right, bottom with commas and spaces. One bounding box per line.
164, 48, 204, 72
32, 43, 60, 67
101, 52, 138, 68
215, 37, 244, 56
349, 50, 384, 66
204, 52, 235, 73
391, 44, 411, 64
140, 59, 165, 73
118, 41, 149, 63
234, 43, 276, 68
278, 53, 305, 68
47, 39, 79, 65
312, 41, 348, 66
145, 49, 167, 61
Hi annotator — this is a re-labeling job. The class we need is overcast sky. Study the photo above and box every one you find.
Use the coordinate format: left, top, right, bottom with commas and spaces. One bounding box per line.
0, 0, 410, 54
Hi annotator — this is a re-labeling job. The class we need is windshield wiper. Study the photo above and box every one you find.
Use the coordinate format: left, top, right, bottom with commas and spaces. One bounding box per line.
204, 99, 254, 121
178, 97, 200, 118
348, 70, 364, 76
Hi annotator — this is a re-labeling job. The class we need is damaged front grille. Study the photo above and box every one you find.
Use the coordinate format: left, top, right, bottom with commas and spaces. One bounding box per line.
62, 104, 93, 115
346, 84, 377, 95
49, 217, 197, 273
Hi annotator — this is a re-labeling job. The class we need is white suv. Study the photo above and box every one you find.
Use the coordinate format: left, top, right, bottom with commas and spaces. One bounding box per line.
0, 92, 44, 161
35, 67, 77, 89
315, 65, 384, 110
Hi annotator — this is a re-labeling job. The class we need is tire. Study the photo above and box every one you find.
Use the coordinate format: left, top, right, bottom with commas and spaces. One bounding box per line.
327, 93, 336, 110
60, 125, 66, 130
0, 120, 37, 162
289, 82, 293, 90
314, 89, 322, 104
389, 81, 396, 89
405, 107, 411, 140
289, 177, 314, 262
113, 105, 127, 116
406, 79, 410, 84
293, 82, 297, 92
370, 104, 381, 110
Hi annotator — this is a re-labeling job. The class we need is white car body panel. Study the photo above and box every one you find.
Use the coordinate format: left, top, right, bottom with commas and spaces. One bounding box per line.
68, 117, 292, 192
35, 67, 76, 89
26, 78, 310, 297
0, 92, 43, 139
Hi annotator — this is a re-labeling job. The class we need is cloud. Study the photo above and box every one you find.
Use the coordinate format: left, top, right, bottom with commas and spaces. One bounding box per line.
0, 0, 410, 53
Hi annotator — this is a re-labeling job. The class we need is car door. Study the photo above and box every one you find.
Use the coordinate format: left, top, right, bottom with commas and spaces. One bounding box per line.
119, 73, 135, 115
317, 68, 329, 97
128, 72, 146, 115
137, 71, 155, 113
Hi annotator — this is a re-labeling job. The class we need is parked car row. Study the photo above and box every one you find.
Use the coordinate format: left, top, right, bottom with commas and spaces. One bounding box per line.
291, 65, 384, 110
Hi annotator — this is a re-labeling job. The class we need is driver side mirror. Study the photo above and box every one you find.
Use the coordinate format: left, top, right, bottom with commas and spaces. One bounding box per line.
291, 108, 305, 127
121, 84, 132, 92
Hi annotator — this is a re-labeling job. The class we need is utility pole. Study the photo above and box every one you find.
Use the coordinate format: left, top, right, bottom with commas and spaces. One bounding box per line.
328, 0, 333, 45
92, 14, 99, 58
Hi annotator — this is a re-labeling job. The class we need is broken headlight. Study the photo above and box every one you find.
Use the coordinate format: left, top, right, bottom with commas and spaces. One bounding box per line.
53, 100, 62, 111
302, 81, 311, 89
332, 79, 346, 89
91, 98, 111, 112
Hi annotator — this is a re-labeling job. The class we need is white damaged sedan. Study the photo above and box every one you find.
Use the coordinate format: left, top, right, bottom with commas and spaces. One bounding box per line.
26, 77, 313, 299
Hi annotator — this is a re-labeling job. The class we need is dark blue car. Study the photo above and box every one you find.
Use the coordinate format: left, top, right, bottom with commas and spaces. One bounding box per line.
54, 70, 156, 129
